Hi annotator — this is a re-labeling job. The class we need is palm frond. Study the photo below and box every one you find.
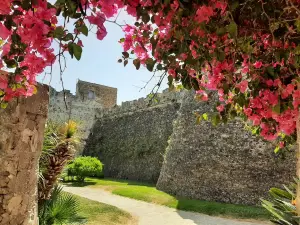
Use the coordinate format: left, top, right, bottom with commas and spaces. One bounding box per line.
39, 185, 85, 225
261, 180, 300, 225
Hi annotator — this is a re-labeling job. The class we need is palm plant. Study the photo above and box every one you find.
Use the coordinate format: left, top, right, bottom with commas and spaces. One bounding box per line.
38, 185, 85, 225
261, 179, 300, 225
39, 120, 79, 203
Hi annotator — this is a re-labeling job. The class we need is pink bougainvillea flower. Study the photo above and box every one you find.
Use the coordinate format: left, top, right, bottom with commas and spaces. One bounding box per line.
96, 26, 107, 40
195, 6, 214, 23
0, 76, 8, 89
0, 23, 11, 40
168, 69, 176, 78
216, 104, 225, 112
238, 80, 248, 93
253, 61, 263, 69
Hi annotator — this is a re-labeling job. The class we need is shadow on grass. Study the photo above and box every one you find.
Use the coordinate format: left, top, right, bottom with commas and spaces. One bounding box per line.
63, 181, 97, 187
104, 178, 156, 187
63, 177, 270, 222
176, 198, 270, 220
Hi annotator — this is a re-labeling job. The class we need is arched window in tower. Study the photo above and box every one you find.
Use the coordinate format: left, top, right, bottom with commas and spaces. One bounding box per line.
88, 90, 95, 99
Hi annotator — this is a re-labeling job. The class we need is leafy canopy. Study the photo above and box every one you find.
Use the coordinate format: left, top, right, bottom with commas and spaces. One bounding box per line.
0, 0, 300, 149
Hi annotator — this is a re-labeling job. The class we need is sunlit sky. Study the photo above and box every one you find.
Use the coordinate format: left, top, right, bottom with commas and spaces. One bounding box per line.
38, 11, 167, 104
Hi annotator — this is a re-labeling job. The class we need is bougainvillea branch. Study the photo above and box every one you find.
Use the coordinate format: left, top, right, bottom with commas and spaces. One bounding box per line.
0, 0, 300, 150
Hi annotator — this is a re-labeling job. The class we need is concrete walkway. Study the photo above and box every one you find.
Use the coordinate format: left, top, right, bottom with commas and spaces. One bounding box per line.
64, 186, 270, 225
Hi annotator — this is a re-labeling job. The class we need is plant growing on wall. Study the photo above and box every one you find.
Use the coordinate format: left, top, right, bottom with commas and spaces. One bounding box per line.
1, 0, 300, 219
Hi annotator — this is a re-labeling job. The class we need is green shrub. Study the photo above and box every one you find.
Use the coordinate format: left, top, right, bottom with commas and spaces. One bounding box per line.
261, 180, 299, 225
67, 156, 103, 182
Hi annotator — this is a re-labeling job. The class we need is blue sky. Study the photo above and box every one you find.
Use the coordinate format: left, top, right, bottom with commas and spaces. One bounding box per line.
39, 11, 167, 104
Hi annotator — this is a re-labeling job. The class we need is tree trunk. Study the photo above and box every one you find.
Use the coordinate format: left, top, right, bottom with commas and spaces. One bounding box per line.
38, 142, 75, 202
0, 84, 49, 225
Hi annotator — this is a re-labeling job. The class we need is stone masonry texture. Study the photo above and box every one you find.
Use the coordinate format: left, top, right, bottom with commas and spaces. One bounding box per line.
49, 81, 295, 205
48, 80, 117, 152
156, 91, 296, 205
0, 84, 49, 225
83, 92, 180, 183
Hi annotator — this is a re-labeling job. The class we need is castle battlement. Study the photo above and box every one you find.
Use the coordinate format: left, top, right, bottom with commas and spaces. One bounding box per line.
95, 89, 183, 118
48, 80, 181, 146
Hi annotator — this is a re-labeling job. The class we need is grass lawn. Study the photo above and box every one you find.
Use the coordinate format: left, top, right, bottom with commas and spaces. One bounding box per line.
74, 193, 137, 225
66, 177, 270, 221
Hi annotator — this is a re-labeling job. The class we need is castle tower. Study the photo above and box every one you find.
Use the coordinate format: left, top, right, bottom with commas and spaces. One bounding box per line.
76, 79, 117, 108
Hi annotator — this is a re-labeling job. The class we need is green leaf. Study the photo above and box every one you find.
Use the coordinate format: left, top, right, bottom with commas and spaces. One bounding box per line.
73, 44, 82, 60
12, 1, 22, 6
142, 14, 150, 23
4, 59, 17, 68
217, 51, 225, 62
11, 33, 21, 43
1, 102, 8, 109
295, 19, 300, 33
53, 27, 65, 39
68, 42, 74, 58
4, 16, 16, 30
266, 66, 275, 77
145, 58, 155, 72
17, 56, 24, 62
133, 59, 140, 70
157, 64, 163, 70
122, 52, 129, 58
119, 38, 125, 43
230, 1, 239, 11
196, 115, 202, 124
216, 27, 226, 36
270, 187, 293, 199
294, 45, 300, 55
79, 24, 88, 36
54, 0, 66, 5
227, 22, 238, 38
21, 0, 31, 10
251, 127, 259, 135
43, 19, 51, 27
211, 114, 221, 126
272, 103, 280, 114
274, 146, 280, 154
202, 113, 208, 121
13, 10, 23, 16
63, 33, 73, 41
168, 76, 173, 87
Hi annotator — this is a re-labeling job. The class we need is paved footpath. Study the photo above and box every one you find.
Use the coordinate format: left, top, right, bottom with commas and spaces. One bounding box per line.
64, 186, 271, 225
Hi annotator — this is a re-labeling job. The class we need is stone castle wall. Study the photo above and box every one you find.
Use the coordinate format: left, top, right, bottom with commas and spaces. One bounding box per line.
48, 80, 117, 144
83, 91, 181, 183
156, 91, 295, 205
49, 81, 295, 205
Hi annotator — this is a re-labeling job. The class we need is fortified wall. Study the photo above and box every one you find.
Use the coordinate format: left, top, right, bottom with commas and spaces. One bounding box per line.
48, 80, 117, 142
84, 91, 181, 182
156, 91, 295, 205
49, 80, 295, 205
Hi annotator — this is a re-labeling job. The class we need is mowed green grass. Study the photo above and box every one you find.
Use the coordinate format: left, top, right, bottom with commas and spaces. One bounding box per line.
73, 193, 137, 225
69, 177, 270, 220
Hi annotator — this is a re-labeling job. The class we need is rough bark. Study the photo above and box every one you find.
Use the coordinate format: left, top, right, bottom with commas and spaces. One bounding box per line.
38, 142, 75, 202
0, 84, 49, 225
